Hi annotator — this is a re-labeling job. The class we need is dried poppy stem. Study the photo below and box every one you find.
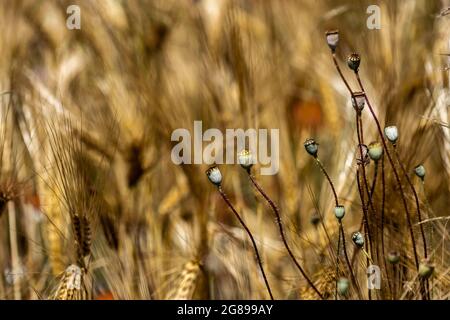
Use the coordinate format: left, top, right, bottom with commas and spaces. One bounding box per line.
303, 141, 357, 298
355, 167, 372, 300
357, 115, 382, 267
355, 116, 375, 260
246, 173, 323, 299
354, 72, 419, 270
369, 159, 379, 200
332, 53, 353, 93
338, 221, 362, 299
217, 185, 274, 300
392, 146, 428, 259
314, 158, 339, 207
380, 155, 393, 298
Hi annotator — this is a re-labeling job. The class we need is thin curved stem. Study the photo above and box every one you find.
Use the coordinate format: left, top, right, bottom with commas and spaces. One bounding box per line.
356, 114, 374, 260
370, 160, 379, 200
312, 158, 359, 297
246, 174, 323, 299
392, 146, 428, 259
354, 72, 419, 270
357, 114, 380, 266
339, 222, 363, 299
356, 167, 372, 300
380, 155, 393, 298
218, 186, 274, 300
314, 158, 339, 207
335, 225, 341, 300
332, 53, 353, 94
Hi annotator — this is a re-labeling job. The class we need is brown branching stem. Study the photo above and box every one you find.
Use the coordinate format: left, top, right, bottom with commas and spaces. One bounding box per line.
354, 72, 419, 270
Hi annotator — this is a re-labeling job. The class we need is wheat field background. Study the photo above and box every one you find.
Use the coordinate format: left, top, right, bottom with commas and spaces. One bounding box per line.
0, 0, 449, 300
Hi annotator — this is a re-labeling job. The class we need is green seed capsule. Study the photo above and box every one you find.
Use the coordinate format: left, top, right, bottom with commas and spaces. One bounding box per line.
334, 205, 345, 220
384, 126, 398, 144
352, 232, 364, 248
337, 277, 350, 296
419, 260, 434, 279
368, 141, 383, 161
414, 164, 425, 180
387, 251, 400, 264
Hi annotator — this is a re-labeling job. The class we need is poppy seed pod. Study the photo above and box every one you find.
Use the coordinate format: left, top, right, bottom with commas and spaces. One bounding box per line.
352, 231, 364, 248
384, 126, 398, 144
347, 53, 361, 72
387, 251, 400, 264
351, 92, 365, 113
334, 205, 345, 220
368, 141, 383, 161
304, 138, 319, 157
418, 260, 435, 279
325, 30, 339, 52
310, 211, 321, 226
414, 164, 425, 180
356, 144, 370, 166
238, 149, 254, 171
206, 166, 222, 186
337, 277, 350, 296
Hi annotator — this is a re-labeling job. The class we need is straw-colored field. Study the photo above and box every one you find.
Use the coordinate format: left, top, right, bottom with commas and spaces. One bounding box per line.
0, 0, 448, 300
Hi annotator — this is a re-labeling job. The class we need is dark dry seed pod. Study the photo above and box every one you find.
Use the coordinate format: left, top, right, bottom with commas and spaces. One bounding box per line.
304, 138, 319, 157
414, 164, 425, 180
347, 53, 361, 72
206, 166, 222, 186
325, 30, 339, 52
352, 231, 364, 248
387, 251, 400, 264
310, 211, 321, 226
368, 141, 383, 161
351, 92, 366, 113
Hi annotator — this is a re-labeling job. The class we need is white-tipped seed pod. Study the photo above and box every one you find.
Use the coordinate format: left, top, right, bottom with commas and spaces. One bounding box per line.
325, 30, 339, 52
337, 277, 349, 296
419, 259, 434, 279
387, 251, 400, 264
384, 126, 398, 144
238, 149, 254, 170
414, 164, 425, 180
352, 232, 364, 248
368, 141, 383, 161
304, 138, 318, 157
206, 166, 222, 186
351, 92, 365, 113
334, 205, 345, 220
